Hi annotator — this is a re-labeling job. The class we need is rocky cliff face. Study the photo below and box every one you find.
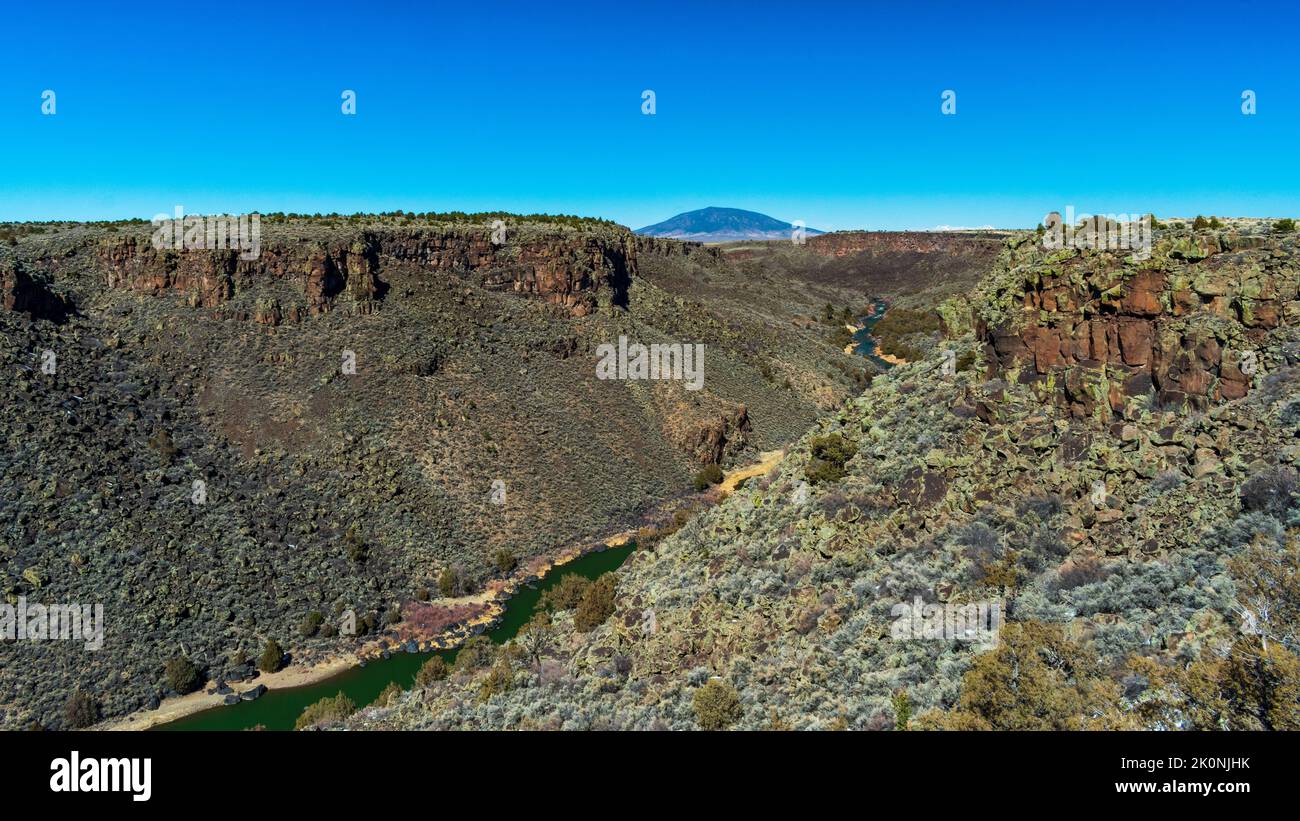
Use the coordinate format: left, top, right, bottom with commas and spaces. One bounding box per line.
1, 258, 68, 322
807, 230, 1012, 258
96, 227, 637, 322
976, 229, 1299, 418
632, 235, 721, 261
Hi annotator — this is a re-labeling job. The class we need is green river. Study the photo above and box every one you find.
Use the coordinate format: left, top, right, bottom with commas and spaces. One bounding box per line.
158, 541, 637, 731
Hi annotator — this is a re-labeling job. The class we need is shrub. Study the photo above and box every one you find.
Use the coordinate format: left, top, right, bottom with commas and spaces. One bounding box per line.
147, 429, 177, 460
1275, 218, 1297, 233
693, 679, 743, 730
164, 656, 202, 695
518, 612, 554, 666
1192, 215, 1210, 230
258, 639, 284, 674
1240, 466, 1299, 519
892, 690, 912, 730
454, 635, 495, 672
1049, 557, 1113, 594
415, 655, 450, 686
63, 691, 99, 729
574, 573, 617, 632
919, 621, 1121, 730
493, 549, 517, 573
299, 611, 324, 638
375, 682, 403, 707
344, 526, 367, 563
541, 573, 591, 611
294, 692, 356, 730
477, 663, 514, 703
437, 566, 462, 597
1015, 494, 1062, 521
806, 433, 854, 485
693, 463, 724, 491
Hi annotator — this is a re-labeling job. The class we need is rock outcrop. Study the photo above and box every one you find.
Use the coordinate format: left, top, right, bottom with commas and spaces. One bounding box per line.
97, 226, 637, 322
806, 230, 1013, 258
1, 259, 69, 322
976, 229, 1299, 417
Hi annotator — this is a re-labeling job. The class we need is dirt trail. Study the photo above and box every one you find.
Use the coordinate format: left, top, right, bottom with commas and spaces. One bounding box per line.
720, 449, 785, 493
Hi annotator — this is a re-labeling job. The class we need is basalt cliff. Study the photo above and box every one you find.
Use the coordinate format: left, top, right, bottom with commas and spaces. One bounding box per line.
96, 225, 636, 322
978, 229, 1297, 418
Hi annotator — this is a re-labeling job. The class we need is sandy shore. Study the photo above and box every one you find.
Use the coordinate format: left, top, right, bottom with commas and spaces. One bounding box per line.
97, 528, 642, 732
97, 453, 781, 732
100, 652, 361, 731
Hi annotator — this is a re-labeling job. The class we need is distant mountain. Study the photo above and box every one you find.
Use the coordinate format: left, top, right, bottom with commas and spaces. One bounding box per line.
635, 207, 824, 244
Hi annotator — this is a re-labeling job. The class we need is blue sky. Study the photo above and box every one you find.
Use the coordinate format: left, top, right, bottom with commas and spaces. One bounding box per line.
1, 0, 1297, 229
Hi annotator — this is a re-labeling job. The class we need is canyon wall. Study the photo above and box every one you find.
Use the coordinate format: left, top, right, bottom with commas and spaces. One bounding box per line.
976, 231, 1300, 417
806, 230, 1013, 258
96, 227, 637, 323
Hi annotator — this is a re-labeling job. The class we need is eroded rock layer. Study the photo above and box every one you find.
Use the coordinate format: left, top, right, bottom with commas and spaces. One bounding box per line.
977, 230, 1299, 417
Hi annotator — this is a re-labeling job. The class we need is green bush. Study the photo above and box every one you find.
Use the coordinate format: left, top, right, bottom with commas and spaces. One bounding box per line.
375, 682, 403, 707
299, 611, 324, 637
574, 573, 618, 632
164, 656, 202, 695
344, 526, 367, 563
693, 463, 724, 491
892, 690, 913, 730
477, 663, 514, 703
454, 635, 496, 672
806, 433, 854, 485
415, 655, 450, 686
541, 573, 591, 611
258, 639, 284, 674
494, 549, 518, 573
294, 692, 356, 730
437, 566, 461, 597
1275, 218, 1296, 233
693, 679, 743, 730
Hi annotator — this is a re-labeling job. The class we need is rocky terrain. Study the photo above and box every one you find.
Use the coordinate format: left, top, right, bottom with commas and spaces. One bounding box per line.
0, 213, 1002, 729
339, 219, 1300, 731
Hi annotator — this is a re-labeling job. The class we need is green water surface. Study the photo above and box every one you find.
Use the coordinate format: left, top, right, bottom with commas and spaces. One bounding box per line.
158, 542, 636, 731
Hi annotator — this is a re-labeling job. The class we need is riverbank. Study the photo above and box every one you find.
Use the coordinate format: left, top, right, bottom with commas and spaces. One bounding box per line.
847, 299, 900, 369
101, 653, 361, 731
99, 450, 787, 732
99, 529, 636, 732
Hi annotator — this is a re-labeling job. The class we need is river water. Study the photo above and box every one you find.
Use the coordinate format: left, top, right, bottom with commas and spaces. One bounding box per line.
853, 299, 893, 369
158, 542, 637, 731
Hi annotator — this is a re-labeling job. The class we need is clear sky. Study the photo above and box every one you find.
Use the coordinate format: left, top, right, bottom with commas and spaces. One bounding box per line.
1, 0, 1297, 230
